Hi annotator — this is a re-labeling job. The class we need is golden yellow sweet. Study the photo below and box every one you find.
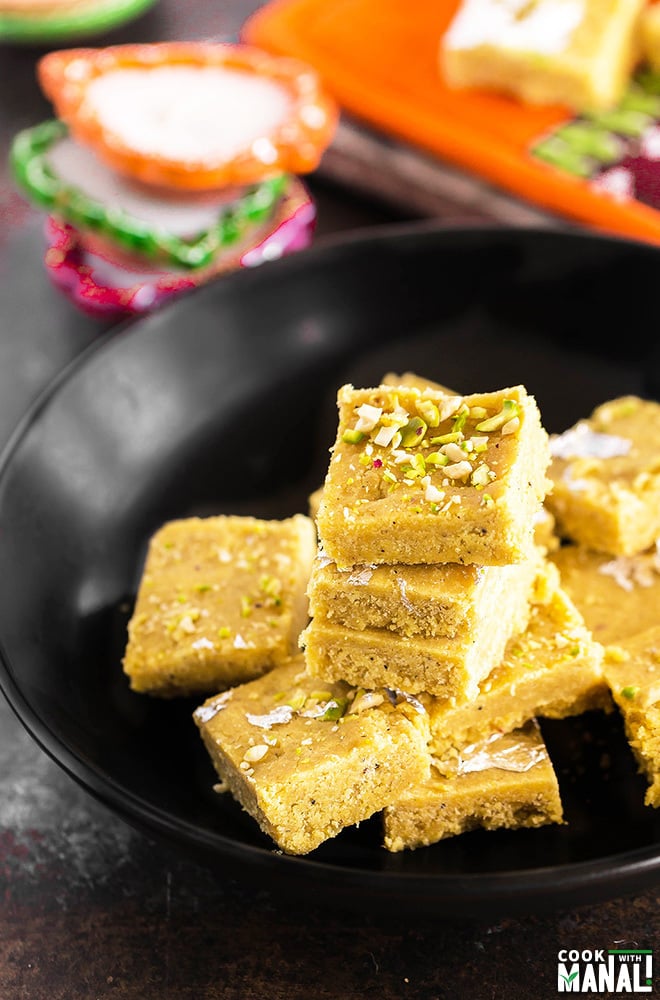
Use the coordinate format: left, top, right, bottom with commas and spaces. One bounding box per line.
123, 513, 316, 697
546, 396, 660, 557
317, 383, 550, 568
193, 656, 431, 854
302, 550, 539, 699
602, 628, 660, 808
424, 561, 609, 761
383, 721, 563, 851
442, 0, 646, 112
551, 541, 660, 646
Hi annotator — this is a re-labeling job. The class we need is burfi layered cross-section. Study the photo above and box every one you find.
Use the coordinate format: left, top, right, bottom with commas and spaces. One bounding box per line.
123, 513, 316, 696
316, 383, 550, 568
193, 656, 431, 854
302, 550, 539, 698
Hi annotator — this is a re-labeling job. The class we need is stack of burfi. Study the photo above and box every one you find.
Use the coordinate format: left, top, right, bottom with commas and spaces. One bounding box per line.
545, 395, 660, 810
299, 379, 603, 850
303, 382, 551, 699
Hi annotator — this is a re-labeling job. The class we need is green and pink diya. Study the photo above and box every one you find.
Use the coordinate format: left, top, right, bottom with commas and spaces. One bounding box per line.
0, 0, 157, 44
11, 41, 338, 318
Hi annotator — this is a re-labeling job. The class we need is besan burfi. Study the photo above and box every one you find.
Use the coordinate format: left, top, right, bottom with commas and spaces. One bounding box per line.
602, 628, 660, 807
193, 656, 431, 854
123, 513, 316, 697
383, 721, 564, 852
316, 383, 550, 568
425, 562, 609, 762
441, 0, 645, 112
307, 370, 455, 523
546, 396, 660, 557
302, 614, 531, 701
307, 548, 539, 639
551, 541, 660, 647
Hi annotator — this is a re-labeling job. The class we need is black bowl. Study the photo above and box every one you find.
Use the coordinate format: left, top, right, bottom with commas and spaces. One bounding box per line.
1, 222, 660, 918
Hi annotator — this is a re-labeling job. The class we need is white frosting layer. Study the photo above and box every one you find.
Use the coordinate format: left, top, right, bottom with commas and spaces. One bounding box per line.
85, 66, 293, 166
445, 0, 584, 55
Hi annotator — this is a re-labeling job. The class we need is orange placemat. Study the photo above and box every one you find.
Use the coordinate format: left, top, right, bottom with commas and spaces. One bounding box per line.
243, 0, 660, 245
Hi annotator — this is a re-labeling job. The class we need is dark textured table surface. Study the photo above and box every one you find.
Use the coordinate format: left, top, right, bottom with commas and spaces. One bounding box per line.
1, 3, 659, 998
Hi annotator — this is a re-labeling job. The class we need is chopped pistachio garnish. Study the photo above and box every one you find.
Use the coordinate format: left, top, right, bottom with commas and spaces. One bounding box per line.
194, 583, 212, 593
322, 697, 348, 721
452, 406, 469, 433
429, 431, 462, 445
426, 451, 449, 467
217, 626, 232, 639
475, 399, 520, 432
621, 685, 639, 700
342, 428, 365, 444
400, 417, 427, 447
240, 595, 252, 618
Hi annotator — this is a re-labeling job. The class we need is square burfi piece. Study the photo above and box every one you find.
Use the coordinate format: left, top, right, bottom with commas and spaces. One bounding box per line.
602, 629, 660, 808
193, 656, 431, 854
383, 721, 563, 852
425, 561, 608, 761
316, 383, 550, 568
546, 396, 660, 557
307, 548, 539, 639
551, 541, 660, 647
441, 0, 645, 112
123, 513, 317, 697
